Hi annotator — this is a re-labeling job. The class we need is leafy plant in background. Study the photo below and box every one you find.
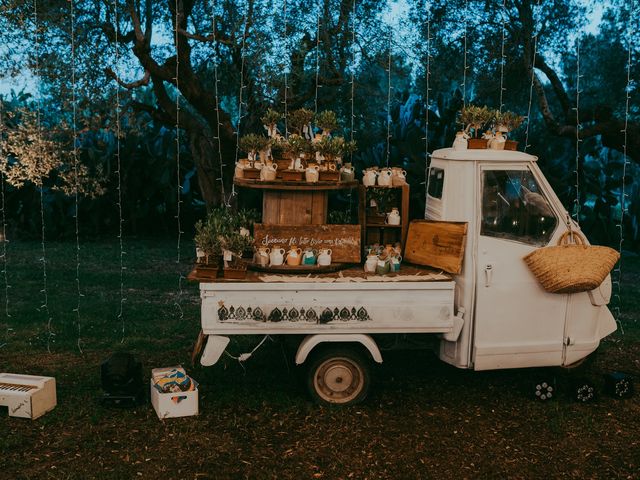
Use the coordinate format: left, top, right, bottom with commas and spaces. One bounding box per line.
315, 110, 339, 136
288, 108, 314, 137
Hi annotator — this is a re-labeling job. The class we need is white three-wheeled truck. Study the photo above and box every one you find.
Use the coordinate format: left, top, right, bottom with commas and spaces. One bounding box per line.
193, 148, 617, 405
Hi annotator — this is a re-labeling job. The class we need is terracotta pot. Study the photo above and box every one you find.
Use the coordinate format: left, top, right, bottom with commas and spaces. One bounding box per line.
468, 138, 488, 149
223, 260, 248, 279
504, 140, 519, 151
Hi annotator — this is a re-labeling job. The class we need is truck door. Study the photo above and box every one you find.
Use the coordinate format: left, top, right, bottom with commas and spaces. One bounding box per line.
473, 165, 568, 370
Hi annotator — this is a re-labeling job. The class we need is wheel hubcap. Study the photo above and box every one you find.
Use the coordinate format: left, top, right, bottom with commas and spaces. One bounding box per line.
314, 357, 364, 404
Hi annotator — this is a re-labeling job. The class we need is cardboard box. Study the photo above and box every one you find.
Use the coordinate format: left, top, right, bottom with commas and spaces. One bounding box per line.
150, 367, 198, 419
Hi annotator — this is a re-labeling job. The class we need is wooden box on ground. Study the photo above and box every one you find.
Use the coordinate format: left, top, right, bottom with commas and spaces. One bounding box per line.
404, 220, 468, 274
150, 367, 199, 420
0, 373, 56, 419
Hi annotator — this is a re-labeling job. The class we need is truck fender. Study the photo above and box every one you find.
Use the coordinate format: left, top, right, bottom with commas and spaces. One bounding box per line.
295, 334, 383, 366
200, 335, 230, 366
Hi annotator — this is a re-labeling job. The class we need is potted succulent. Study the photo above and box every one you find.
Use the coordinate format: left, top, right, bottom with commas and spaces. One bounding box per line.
220, 230, 254, 280
315, 110, 338, 137
289, 108, 315, 140
239, 134, 269, 179
460, 105, 494, 149
494, 110, 524, 151
261, 108, 282, 139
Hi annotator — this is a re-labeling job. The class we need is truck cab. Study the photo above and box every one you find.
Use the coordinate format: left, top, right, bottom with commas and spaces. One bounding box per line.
428, 148, 617, 371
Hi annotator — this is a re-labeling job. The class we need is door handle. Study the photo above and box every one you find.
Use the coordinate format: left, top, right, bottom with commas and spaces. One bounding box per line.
484, 264, 493, 287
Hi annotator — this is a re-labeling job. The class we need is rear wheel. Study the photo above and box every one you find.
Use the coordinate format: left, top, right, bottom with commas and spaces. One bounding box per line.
306, 347, 371, 406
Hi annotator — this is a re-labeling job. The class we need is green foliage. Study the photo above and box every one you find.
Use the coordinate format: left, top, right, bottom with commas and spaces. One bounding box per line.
284, 134, 310, 156
315, 110, 339, 133
288, 108, 314, 135
260, 108, 282, 126
194, 207, 258, 257
495, 110, 524, 133
460, 105, 495, 136
239, 134, 270, 154
314, 136, 357, 161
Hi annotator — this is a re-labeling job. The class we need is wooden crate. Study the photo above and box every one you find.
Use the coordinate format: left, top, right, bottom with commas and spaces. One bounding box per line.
404, 220, 468, 274
263, 190, 328, 225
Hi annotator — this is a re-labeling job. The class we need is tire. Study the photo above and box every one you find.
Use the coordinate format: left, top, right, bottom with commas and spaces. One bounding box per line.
306, 347, 371, 406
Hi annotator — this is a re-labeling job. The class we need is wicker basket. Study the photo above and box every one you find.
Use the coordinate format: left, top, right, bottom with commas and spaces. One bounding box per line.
523, 231, 619, 294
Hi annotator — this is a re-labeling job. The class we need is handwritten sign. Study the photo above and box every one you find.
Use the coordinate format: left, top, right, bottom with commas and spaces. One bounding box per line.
253, 224, 361, 263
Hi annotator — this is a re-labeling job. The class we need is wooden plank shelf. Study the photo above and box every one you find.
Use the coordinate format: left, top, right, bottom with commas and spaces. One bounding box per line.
234, 178, 358, 191
365, 224, 402, 228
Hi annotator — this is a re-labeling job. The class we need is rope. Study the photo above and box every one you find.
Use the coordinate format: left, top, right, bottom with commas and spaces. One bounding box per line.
224, 335, 272, 372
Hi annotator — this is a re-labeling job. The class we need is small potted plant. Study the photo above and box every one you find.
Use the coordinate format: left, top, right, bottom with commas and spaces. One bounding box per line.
289, 108, 315, 140
220, 230, 254, 280
193, 207, 236, 277
282, 134, 309, 181
460, 105, 494, 149
495, 110, 524, 151
261, 108, 282, 139
315, 110, 338, 137
315, 137, 343, 181
239, 134, 269, 179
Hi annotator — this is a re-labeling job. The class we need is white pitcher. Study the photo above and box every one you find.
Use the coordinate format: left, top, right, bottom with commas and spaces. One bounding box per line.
452, 131, 468, 150
377, 168, 393, 186
362, 169, 378, 187
255, 246, 271, 267
364, 253, 378, 273
391, 168, 407, 186
305, 165, 320, 183
269, 247, 285, 266
490, 131, 506, 150
386, 207, 401, 226
260, 163, 278, 181
317, 248, 332, 266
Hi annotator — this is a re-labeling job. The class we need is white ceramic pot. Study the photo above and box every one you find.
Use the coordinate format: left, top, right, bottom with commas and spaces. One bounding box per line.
317, 248, 332, 266
491, 132, 506, 150
364, 254, 378, 273
386, 208, 401, 226
452, 132, 468, 150
305, 165, 320, 183
362, 169, 378, 186
377, 168, 393, 186
255, 247, 271, 267
269, 248, 285, 266
261, 163, 278, 181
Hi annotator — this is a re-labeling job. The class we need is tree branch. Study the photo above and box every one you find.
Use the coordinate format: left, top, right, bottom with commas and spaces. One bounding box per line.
534, 53, 572, 121
104, 68, 151, 89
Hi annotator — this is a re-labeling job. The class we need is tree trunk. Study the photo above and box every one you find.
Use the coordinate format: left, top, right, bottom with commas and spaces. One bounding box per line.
189, 131, 235, 210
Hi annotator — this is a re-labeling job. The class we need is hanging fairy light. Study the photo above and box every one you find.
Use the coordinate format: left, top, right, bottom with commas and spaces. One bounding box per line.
315, 10, 321, 115
498, 0, 507, 112
424, 0, 432, 218
461, 0, 468, 107
385, 29, 392, 168
232, 1, 248, 200
0, 94, 9, 346
523, 0, 540, 153
613, 0, 636, 331
573, 34, 582, 224
113, 0, 126, 343
282, 0, 289, 135
33, 0, 53, 352
70, 0, 83, 353
174, 0, 184, 320
211, 0, 228, 206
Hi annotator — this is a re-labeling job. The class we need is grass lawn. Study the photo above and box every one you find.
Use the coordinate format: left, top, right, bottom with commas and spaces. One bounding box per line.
1, 239, 639, 479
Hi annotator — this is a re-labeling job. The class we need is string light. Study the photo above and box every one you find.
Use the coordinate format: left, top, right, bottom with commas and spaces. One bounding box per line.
348, 0, 357, 211
0, 95, 9, 347
114, 0, 126, 343
385, 29, 392, 168
232, 1, 248, 200
461, 0, 468, 107
613, 0, 636, 332
573, 34, 581, 224
33, 0, 53, 353
211, 0, 227, 205
498, 0, 507, 112
315, 10, 321, 115
424, 0, 432, 218
174, 0, 184, 320
523, 0, 539, 153
70, 0, 83, 353
282, 0, 289, 136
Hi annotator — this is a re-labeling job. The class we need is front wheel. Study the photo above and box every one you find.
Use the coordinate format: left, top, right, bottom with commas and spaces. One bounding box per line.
306, 347, 371, 406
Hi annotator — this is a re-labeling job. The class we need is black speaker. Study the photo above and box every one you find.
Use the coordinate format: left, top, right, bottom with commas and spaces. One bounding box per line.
100, 352, 145, 407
